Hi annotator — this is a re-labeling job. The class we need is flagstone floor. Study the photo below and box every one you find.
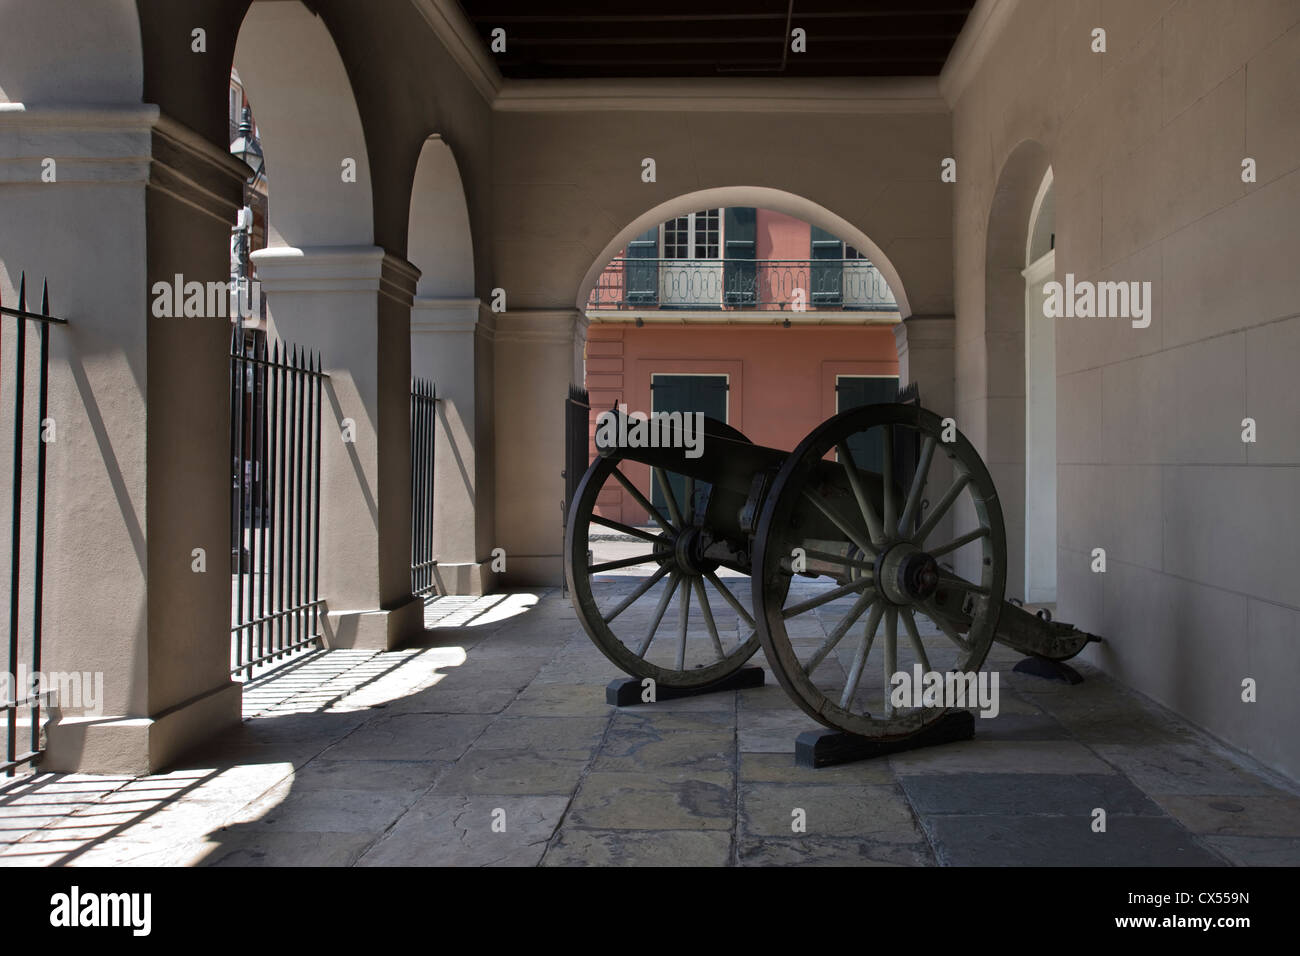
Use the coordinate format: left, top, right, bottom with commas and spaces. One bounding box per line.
2, 584, 1299, 867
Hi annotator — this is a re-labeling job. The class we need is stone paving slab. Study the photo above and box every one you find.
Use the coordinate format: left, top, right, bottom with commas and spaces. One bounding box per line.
2, 586, 1298, 867
432, 748, 591, 796
889, 739, 1117, 776
740, 783, 927, 842
357, 795, 570, 867
542, 828, 733, 867
922, 814, 1227, 866
900, 772, 1161, 817
736, 837, 933, 867
1148, 793, 1300, 838
1201, 835, 1300, 866
566, 771, 734, 830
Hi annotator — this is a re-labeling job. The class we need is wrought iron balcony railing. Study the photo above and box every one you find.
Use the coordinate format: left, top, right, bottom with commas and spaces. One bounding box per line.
588, 257, 898, 312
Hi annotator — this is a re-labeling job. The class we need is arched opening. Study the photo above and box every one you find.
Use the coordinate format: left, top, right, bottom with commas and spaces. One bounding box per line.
577, 192, 907, 537
981, 139, 1052, 602
232, 0, 373, 249
1023, 168, 1056, 603
224, 1, 416, 663
578, 186, 912, 319
406, 135, 487, 596
408, 136, 474, 300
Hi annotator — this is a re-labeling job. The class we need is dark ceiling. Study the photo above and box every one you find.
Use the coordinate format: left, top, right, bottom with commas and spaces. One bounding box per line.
456, 1, 976, 80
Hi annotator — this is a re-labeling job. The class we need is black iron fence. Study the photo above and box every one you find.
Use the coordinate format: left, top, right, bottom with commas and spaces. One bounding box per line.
562, 385, 591, 598
229, 331, 325, 677
410, 377, 437, 598
1, 276, 65, 775
589, 258, 898, 312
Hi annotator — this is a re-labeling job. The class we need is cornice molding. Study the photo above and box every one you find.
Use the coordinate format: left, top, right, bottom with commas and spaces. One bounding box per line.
252, 245, 420, 306
939, 0, 1020, 108
407, 0, 503, 104
494, 309, 586, 344
898, 314, 957, 347
412, 295, 482, 333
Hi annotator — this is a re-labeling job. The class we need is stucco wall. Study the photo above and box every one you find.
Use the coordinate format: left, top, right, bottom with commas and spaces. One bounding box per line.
951, 0, 1300, 779
587, 323, 899, 526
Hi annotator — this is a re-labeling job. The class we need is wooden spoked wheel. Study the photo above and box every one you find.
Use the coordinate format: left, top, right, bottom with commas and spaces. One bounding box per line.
752, 403, 1006, 739
565, 424, 761, 688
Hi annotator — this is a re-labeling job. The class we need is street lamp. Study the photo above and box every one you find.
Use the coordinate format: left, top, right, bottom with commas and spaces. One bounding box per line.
229, 106, 264, 330
230, 106, 264, 184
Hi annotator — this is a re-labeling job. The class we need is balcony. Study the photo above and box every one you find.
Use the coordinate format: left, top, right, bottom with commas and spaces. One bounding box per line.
588, 257, 898, 315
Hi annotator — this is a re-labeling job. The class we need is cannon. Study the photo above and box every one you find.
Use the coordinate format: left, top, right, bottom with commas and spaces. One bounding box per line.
564, 402, 1099, 745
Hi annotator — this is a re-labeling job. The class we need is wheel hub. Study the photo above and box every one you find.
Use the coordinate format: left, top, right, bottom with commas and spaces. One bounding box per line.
875, 543, 939, 605
672, 526, 719, 576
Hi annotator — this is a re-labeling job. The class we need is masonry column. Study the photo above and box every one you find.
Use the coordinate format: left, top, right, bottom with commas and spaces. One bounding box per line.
411, 296, 497, 595
893, 314, 955, 418
493, 309, 587, 586
1, 107, 246, 773
252, 246, 423, 649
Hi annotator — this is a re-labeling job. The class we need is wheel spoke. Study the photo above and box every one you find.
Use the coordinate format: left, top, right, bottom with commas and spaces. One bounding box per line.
692, 576, 725, 659
635, 571, 681, 656
834, 441, 885, 546
804, 587, 875, 675
801, 547, 874, 573
840, 601, 885, 710
898, 435, 936, 536
899, 606, 931, 672
882, 424, 896, 536
928, 526, 990, 559
676, 577, 691, 670
612, 467, 673, 533
653, 467, 684, 528
802, 490, 876, 559
591, 514, 663, 545
602, 564, 670, 623
782, 575, 874, 619
685, 475, 695, 525
882, 606, 898, 716
589, 552, 662, 574
912, 471, 971, 544
704, 570, 755, 627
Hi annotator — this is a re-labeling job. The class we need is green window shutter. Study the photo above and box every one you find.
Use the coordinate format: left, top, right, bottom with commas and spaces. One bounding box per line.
724, 207, 757, 306
810, 224, 843, 307
625, 226, 658, 306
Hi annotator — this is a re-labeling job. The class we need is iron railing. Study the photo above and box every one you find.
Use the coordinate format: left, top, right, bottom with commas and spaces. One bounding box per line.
561, 385, 591, 598
410, 377, 437, 598
589, 258, 898, 312
230, 331, 325, 677
1, 275, 65, 775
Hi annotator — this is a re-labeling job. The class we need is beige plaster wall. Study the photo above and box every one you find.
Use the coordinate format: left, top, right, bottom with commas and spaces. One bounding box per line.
951, 0, 1300, 779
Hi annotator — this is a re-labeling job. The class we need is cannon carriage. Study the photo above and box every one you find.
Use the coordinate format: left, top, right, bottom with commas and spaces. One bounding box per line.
564, 401, 1099, 747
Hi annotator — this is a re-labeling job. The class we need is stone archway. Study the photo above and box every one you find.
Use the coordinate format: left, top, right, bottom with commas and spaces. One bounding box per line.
406, 135, 492, 594
1022, 168, 1056, 603
233, 0, 422, 649
977, 139, 1052, 601
577, 186, 912, 319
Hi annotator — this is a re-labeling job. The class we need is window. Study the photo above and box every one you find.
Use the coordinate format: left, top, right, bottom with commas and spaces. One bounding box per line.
662, 209, 721, 259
